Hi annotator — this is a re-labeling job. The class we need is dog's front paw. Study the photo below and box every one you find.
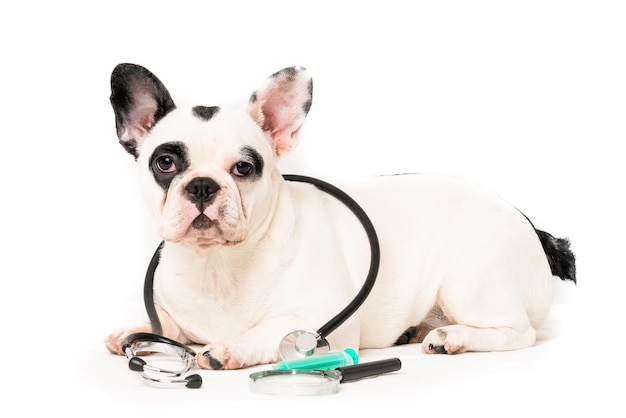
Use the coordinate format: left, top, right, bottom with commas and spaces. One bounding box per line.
195, 342, 279, 370
196, 344, 244, 370
421, 327, 464, 354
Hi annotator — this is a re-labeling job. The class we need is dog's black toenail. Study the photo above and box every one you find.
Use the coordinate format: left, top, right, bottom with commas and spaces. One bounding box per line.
203, 351, 225, 370
428, 344, 448, 354
209, 357, 224, 370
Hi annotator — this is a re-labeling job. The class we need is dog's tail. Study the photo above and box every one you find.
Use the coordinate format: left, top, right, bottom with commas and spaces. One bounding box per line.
535, 229, 576, 284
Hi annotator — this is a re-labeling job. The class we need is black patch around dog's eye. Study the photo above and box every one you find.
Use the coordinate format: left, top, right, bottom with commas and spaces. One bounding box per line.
235, 146, 264, 180
192, 105, 220, 122
149, 142, 189, 191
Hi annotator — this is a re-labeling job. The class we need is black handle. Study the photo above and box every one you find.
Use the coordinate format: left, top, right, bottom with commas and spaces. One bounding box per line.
336, 357, 402, 383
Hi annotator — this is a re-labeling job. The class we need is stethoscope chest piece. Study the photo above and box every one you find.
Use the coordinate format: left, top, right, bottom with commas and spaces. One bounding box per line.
279, 330, 330, 361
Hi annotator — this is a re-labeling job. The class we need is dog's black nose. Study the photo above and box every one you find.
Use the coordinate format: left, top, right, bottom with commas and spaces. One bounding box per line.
186, 177, 220, 204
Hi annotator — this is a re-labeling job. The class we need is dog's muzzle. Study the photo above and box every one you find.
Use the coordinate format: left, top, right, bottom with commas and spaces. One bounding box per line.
186, 177, 220, 210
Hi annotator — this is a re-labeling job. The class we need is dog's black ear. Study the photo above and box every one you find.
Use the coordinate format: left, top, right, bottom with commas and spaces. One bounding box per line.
247, 67, 313, 157
110, 64, 176, 158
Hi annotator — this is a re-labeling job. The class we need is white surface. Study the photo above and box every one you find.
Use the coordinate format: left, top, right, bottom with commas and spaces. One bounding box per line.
74, 302, 593, 415
1, 1, 624, 415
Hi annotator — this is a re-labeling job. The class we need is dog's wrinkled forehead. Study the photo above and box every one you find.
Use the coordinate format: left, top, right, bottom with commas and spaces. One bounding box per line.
141, 104, 268, 191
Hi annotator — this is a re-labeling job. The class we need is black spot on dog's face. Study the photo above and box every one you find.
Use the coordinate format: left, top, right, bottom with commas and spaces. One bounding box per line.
149, 142, 190, 191
192, 105, 220, 122
231, 146, 264, 181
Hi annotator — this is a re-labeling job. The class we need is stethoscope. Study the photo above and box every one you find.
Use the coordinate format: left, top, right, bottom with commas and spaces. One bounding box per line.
123, 174, 381, 389
122, 332, 202, 388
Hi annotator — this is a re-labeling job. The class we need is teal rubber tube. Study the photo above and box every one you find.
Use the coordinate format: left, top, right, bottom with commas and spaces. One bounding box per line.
272, 349, 359, 371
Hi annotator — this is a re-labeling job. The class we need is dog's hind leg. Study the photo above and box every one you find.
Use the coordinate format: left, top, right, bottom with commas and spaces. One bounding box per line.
421, 322, 537, 354
415, 289, 539, 354
419, 299, 538, 354
394, 304, 453, 346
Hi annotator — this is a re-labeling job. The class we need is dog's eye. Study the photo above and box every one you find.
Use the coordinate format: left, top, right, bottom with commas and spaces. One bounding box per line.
232, 161, 253, 177
156, 156, 177, 173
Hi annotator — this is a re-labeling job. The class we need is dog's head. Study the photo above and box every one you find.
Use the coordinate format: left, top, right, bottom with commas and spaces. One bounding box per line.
110, 64, 313, 248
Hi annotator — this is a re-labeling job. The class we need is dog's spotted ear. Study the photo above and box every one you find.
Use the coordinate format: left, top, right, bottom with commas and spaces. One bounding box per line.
247, 67, 313, 157
110, 64, 176, 158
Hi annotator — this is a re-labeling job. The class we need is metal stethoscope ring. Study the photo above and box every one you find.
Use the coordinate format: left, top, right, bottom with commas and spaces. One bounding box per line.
122, 332, 203, 388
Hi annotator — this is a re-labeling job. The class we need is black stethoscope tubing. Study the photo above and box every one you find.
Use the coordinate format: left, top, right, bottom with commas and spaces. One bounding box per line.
143, 174, 381, 344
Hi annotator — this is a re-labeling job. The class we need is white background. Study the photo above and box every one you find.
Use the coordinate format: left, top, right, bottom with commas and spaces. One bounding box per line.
1, 0, 624, 414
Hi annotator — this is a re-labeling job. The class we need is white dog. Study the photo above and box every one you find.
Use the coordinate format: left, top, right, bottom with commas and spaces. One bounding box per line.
105, 64, 576, 370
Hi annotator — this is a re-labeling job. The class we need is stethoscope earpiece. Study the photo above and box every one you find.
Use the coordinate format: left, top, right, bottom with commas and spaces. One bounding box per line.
183, 374, 203, 389
128, 356, 147, 372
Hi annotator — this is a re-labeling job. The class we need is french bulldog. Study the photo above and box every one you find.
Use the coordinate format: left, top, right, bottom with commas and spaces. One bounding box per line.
104, 63, 576, 370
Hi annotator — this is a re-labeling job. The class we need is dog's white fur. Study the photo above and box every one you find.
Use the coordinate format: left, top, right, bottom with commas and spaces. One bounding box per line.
105, 65, 571, 370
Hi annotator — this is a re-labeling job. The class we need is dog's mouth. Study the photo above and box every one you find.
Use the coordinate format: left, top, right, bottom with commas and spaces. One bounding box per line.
186, 213, 244, 248
158, 181, 248, 247
192, 214, 213, 230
